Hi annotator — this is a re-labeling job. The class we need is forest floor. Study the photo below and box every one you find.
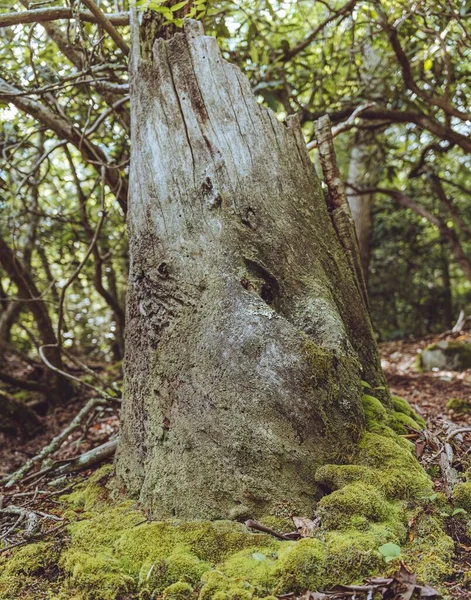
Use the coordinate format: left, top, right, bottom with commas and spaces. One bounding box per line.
1, 334, 471, 598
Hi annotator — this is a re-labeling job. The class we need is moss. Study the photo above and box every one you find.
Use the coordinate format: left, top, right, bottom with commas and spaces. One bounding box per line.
420, 341, 471, 371
361, 394, 387, 427
220, 547, 278, 591
258, 515, 293, 534
316, 483, 393, 530
453, 482, 471, 513
0, 395, 451, 598
391, 396, 426, 428
358, 433, 432, 500
361, 394, 425, 435
162, 581, 194, 599
404, 514, 454, 583
0, 541, 62, 600
272, 539, 325, 594
322, 529, 385, 588
446, 398, 471, 412
389, 411, 423, 433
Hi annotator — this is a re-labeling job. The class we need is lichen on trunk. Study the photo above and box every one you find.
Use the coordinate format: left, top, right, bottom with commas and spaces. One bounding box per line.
115, 19, 388, 519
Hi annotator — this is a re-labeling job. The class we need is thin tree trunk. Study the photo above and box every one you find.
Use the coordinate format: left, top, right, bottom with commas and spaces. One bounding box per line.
0, 237, 73, 402
440, 243, 453, 330
346, 131, 381, 283
115, 21, 388, 519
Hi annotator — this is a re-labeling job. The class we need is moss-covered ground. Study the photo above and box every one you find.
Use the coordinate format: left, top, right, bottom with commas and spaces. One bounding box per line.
0, 394, 455, 600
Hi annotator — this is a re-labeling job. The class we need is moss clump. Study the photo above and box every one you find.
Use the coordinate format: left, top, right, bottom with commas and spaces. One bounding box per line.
361, 394, 425, 435
316, 483, 392, 530
272, 539, 325, 594
162, 581, 194, 599
391, 396, 425, 426
446, 398, 471, 413
0, 541, 62, 600
322, 529, 386, 588
361, 395, 387, 427
404, 513, 454, 582
0, 395, 452, 598
453, 482, 471, 513
420, 341, 471, 372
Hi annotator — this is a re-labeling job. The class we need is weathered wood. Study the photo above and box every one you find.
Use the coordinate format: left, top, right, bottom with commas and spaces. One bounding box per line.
115, 20, 387, 519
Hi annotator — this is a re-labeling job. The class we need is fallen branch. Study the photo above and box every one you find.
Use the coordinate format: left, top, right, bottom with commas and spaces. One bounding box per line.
0, 506, 39, 538
2, 397, 107, 488
245, 519, 299, 540
49, 438, 118, 477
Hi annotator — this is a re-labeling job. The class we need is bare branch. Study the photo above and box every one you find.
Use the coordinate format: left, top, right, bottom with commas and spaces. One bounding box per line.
79, 0, 129, 55
306, 104, 375, 150
283, 0, 357, 61
0, 8, 129, 28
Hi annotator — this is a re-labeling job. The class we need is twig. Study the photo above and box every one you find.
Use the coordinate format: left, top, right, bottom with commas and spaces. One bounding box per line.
306, 104, 376, 151
447, 427, 471, 442
2, 397, 107, 488
0, 506, 39, 537
80, 0, 129, 55
245, 519, 296, 540
0, 522, 67, 555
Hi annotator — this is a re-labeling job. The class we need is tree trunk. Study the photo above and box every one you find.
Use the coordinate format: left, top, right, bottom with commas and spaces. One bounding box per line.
346, 131, 381, 283
0, 237, 73, 403
115, 20, 387, 520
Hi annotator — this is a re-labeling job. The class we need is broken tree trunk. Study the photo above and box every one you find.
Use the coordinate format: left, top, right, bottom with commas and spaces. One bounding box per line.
115, 20, 388, 519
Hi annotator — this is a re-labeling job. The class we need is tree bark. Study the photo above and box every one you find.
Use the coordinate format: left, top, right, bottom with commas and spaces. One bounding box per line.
346, 131, 382, 283
115, 20, 387, 519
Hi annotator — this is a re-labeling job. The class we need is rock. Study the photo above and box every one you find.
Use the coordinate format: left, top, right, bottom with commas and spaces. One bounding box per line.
419, 341, 471, 372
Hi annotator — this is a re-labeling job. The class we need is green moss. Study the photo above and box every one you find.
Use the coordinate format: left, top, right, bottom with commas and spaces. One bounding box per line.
389, 411, 423, 433
404, 514, 454, 582
0, 395, 452, 598
322, 529, 386, 588
453, 482, 471, 513
361, 394, 425, 435
0, 541, 62, 600
420, 341, 471, 371
272, 539, 325, 594
446, 398, 471, 412
391, 396, 426, 428
162, 581, 194, 599
362, 395, 387, 427
316, 483, 392, 529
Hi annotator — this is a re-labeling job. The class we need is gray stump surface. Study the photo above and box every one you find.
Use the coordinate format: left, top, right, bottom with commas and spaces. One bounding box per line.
115, 20, 387, 519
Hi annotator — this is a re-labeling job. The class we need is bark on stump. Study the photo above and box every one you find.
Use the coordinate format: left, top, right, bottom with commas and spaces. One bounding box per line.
115, 20, 387, 519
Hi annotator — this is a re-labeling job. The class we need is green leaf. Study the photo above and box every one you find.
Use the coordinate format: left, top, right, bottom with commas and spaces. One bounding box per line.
361, 380, 372, 389
452, 508, 467, 516
378, 542, 401, 562
252, 552, 266, 561
429, 493, 438, 502
171, 1, 189, 11
424, 58, 433, 71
